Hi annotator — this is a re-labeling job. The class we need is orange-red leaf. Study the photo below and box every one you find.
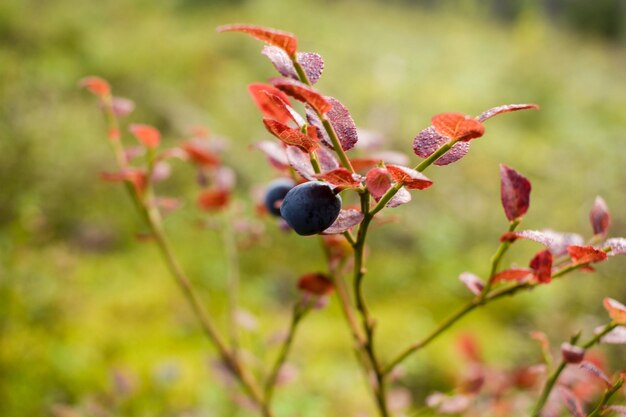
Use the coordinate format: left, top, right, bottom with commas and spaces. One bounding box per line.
297, 273, 334, 295
492, 268, 533, 283
386, 165, 433, 190
263, 119, 319, 152
181, 142, 220, 167
432, 113, 485, 142
248, 83, 294, 124
129, 124, 160, 149
365, 168, 392, 200
567, 245, 608, 265
197, 188, 230, 211
272, 78, 331, 114
604, 298, 626, 325
79, 76, 110, 97
100, 169, 147, 194
217, 24, 298, 57
315, 168, 361, 189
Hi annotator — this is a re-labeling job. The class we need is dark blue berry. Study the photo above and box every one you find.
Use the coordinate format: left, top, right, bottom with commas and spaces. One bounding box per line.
280, 182, 342, 236
264, 178, 296, 216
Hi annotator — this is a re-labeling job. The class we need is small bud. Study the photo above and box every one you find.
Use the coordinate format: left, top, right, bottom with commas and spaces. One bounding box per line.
561, 343, 585, 364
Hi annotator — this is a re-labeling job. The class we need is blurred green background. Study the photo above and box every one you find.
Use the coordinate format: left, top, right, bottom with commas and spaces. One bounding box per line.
2, 0, 626, 416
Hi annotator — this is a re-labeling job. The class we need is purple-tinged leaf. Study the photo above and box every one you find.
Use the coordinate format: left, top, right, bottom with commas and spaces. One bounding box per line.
561, 343, 585, 364
111, 97, 135, 117
262, 45, 297, 79
606, 405, 626, 415
217, 24, 298, 57
597, 326, 626, 344
285, 146, 315, 180
386, 165, 433, 190
590, 196, 610, 237
567, 245, 608, 265
297, 52, 324, 84
432, 113, 485, 142
529, 249, 553, 284
366, 168, 392, 200
500, 164, 531, 221
604, 298, 626, 325
426, 393, 471, 414
579, 361, 613, 388
387, 187, 411, 208
315, 168, 361, 189
325, 97, 358, 151
316, 146, 340, 171
272, 78, 331, 114
476, 104, 540, 122
558, 386, 586, 417
503, 230, 585, 256
322, 209, 364, 234
605, 238, 626, 256
412, 126, 470, 166
304, 105, 330, 148
459, 272, 484, 296
254, 141, 289, 170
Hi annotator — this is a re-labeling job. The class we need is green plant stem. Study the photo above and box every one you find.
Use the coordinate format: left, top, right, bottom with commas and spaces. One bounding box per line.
531, 323, 618, 417
264, 303, 309, 406
98, 102, 271, 417
310, 151, 322, 174
587, 378, 624, 417
383, 260, 593, 375
292, 60, 354, 173
478, 219, 520, 301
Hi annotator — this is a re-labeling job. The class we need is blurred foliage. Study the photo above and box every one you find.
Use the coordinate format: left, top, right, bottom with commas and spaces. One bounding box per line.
1, 0, 626, 416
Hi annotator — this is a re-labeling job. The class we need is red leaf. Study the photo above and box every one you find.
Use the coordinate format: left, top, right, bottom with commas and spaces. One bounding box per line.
529, 249, 553, 284
476, 104, 540, 122
322, 209, 364, 234
351, 158, 382, 172
590, 196, 610, 237
567, 245, 608, 265
604, 298, 626, 325
217, 24, 297, 57
386, 165, 433, 190
432, 113, 485, 142
181, 142, 220, 167
315, 168, 361, 189
500, 164, 531, 221
604, 237, 626, 256
297, 273, 334, 295
79, 76, 110, 97
129, 124, 160, 149
297, 52, 324, 84
492, 268, 533, 283
197, 188, 230, 211
285, 146, 315, 180
365, 168, 392, 200
387, 187, 411, 208
248, 83, 294, 124
458, 272, 485, 296
558, 386, 586, 417
263, 119, 319, 152
272, 78, 331, 114
254, 141, 290, 170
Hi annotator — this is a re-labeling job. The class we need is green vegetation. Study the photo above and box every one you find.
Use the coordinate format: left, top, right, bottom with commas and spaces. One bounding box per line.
1, 0, 626, 416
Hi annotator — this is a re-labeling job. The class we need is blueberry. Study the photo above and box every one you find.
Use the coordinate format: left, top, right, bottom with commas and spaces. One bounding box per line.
280, 182, 342, 236
264, 178, 296, 216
